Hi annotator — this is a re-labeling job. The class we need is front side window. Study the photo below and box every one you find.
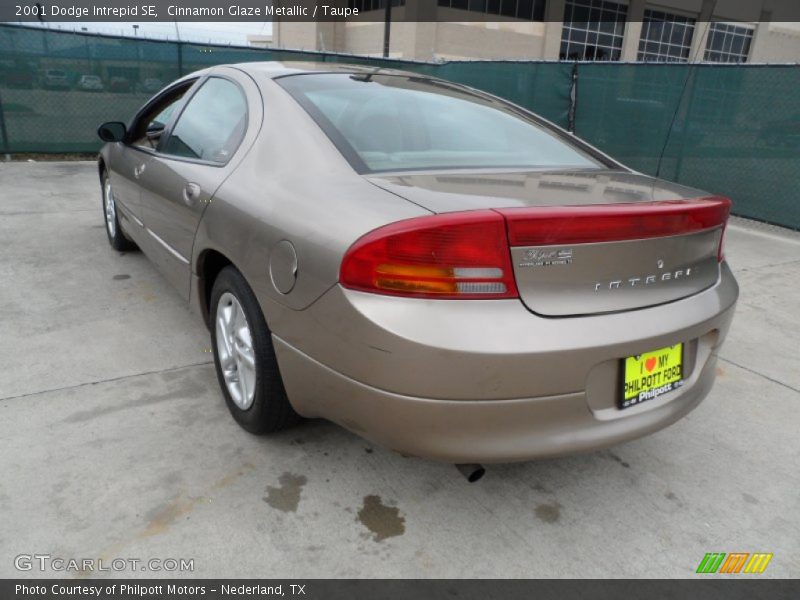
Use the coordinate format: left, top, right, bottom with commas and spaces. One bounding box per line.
161, 77, 247, 163
129, 81, 194, 150
278, 74, 602, 173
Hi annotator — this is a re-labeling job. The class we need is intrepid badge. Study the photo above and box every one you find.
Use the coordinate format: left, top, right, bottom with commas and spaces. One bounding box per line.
594, 259, 693, 292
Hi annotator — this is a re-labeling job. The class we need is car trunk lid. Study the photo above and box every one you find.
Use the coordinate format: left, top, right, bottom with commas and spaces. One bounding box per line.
367, 169, 729, 316
498, 200, 727, 316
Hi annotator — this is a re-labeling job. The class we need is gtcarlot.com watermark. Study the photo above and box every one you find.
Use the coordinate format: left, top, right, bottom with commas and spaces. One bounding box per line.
15, 554, 194, 573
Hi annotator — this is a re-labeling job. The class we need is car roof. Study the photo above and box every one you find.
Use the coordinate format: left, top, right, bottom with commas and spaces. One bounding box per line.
228, 61, 424, 80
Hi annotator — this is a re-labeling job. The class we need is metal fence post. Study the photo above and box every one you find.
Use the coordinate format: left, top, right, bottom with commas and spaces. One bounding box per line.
672, 66, 699, 183
567, 62, 578, 134
0, 89, 10, 160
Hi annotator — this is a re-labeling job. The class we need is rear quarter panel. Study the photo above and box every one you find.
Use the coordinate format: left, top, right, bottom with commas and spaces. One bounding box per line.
191, 75, 430, 326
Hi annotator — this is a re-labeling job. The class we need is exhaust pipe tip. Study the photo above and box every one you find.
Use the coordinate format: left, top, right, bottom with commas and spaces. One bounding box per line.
456, 463, 486, 483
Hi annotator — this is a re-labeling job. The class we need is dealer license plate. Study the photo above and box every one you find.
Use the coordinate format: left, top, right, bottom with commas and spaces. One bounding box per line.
621, 344, 684, 409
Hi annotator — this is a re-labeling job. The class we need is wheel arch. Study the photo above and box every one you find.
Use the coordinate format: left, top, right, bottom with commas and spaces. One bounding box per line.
195, 247, 235, 328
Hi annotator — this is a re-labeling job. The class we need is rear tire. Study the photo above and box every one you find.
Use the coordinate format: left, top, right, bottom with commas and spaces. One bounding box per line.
101, 171, 137, 251
210, 266, 301, 434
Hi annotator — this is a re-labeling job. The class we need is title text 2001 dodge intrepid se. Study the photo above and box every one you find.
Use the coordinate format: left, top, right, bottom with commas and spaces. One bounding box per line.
96, 62, 738, 464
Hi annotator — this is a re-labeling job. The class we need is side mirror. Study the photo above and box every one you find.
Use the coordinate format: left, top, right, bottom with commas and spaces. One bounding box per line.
146, 120, 165, 141
97, 121, 127, 143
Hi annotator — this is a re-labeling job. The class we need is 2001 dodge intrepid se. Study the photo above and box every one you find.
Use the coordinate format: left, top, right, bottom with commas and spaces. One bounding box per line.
97, 62, 738, 464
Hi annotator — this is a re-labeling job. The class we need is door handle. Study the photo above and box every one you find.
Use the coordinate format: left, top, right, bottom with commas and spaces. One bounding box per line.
133, 163, 146, 178
182, 182, 201, 206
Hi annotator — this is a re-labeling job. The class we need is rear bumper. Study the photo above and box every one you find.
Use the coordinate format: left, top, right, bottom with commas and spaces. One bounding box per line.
274, 331, 720, 463
271, 263, 738, 463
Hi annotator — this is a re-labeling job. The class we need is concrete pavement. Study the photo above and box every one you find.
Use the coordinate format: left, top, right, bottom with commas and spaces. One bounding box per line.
0, 161, 798, 578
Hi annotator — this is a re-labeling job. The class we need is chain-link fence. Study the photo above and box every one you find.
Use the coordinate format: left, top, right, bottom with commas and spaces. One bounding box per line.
1, 24, 798, 229
574, 63, 800, 229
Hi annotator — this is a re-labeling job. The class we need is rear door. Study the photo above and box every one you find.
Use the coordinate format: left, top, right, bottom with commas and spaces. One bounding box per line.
138, 68, 260, 296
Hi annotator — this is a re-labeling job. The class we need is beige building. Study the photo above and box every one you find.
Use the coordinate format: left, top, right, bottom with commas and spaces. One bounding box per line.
247, 34, 274, 48
272, 0, 800, 63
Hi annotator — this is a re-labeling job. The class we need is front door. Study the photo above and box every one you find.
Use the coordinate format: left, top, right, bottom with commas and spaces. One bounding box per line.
107, 143, 144, 227
113, 77, 199, 241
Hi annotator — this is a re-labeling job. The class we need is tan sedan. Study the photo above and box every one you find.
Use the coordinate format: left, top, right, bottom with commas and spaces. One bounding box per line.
96, 62, 738, 472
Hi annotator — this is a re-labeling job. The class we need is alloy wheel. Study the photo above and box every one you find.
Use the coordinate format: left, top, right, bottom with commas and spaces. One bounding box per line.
104, 179, 116, 238
215, 292, 257, 410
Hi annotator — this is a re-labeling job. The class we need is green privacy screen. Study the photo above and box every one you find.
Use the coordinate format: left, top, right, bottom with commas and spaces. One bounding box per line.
574, 63, 800, 229
1, 24, 798, 229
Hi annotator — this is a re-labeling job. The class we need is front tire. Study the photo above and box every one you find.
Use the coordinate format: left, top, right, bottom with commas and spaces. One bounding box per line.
210, 266, 301, 434
101, 171, 136, 251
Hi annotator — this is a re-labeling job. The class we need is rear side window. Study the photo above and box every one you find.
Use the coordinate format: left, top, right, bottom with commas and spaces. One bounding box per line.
161, 77, 247, 163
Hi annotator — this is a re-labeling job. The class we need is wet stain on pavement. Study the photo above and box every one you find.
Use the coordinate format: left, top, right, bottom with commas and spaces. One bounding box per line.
141, 496, 195, 538
535, 502, 562, 523
532, 481, 551, 494
75, 462, 257, 577
716, 367, 725, 376
141, 465, 254, 538
665, 491, 684, 507
113, 274, 131, 280
357, 495, 405, 541
213, 463, 255, 491
264, 472, 307, 513
607, 451, 631, 468
742, 493, 759, 505
160, 369, 185, 382
63, 377, 205, 424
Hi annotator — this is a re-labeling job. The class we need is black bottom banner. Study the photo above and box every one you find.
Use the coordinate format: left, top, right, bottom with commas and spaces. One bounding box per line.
2, 579, 799, 600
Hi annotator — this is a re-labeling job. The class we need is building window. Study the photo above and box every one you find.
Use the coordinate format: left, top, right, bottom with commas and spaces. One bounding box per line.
349, 0, 405, 12
437, 0, 548, 22
637, 9, 696, 62
703, 22, 754, 63
560, 0, 627, 61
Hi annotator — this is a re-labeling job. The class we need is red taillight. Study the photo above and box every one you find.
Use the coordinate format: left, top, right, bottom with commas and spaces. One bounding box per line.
497, 196, 731, 253
339, 210, 519, 299
340, 197, 732, 299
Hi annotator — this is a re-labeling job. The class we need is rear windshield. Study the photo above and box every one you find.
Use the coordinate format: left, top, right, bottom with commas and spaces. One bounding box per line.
277, 73, 602, 174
